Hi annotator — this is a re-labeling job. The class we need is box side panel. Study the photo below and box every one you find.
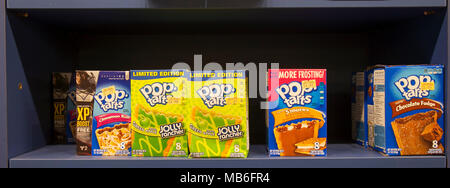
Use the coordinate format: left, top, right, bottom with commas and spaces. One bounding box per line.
373, 68, 386, 153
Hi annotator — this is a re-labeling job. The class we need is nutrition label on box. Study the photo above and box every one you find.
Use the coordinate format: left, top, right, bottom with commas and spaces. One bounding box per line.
373, 69, 385, 128
373, 69, 386, 149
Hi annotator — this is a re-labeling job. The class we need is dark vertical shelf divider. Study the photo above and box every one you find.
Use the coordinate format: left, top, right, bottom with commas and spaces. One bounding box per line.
1, 0, 449, 168
0, 0, 8, 169
446, 1, 449, 168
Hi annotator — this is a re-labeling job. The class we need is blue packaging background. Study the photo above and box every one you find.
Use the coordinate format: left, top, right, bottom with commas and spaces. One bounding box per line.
91, 71, 131, 156
65, 72, 76, 144
268, 82, 327, 157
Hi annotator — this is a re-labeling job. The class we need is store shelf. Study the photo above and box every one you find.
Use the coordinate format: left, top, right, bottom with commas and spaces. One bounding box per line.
2, 0, 449, 169
9, 144, 446, 168
7, 0, 206, 9
6, 0, 447, 9
207, 0, 447, 8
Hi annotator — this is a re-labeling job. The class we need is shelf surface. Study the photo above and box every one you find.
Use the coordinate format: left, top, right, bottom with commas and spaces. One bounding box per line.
207, 0, 447, 8
7, 0, 206, 9
9, 144, 446, 168
7, 0, 447, 9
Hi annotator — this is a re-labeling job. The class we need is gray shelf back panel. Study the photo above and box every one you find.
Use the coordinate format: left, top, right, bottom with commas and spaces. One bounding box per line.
74, 33, 375, 145
370, 8, 447, 65
4, 7, 445, 35
9, 144, 446, 168
6, 0, 447, 9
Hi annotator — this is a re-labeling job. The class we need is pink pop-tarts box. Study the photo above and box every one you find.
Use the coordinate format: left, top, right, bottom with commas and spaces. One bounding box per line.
267, 69, 327, 157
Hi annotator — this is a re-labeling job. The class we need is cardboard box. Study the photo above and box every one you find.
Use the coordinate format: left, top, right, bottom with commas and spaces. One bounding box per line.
365, 68, 375, 148
130, 70, 188, 157
352, 72, 366, 146
268, 69, 327, 156
52, 72, 71, 144
76, 70, 132, 156
351, 73, 356, 141
75, 70, 97, 155
66, 73, 77, 144
371, 65, 445, 156
91, 71, 131, 156
186, 70, 249, 158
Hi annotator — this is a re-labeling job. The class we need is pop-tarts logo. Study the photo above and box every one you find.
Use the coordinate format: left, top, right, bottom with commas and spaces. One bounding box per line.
140, 82, 177, 106
394, 75, 433, 101
276, 81, 315, 108
94, 89, 129, 112
197, 84, 235, 108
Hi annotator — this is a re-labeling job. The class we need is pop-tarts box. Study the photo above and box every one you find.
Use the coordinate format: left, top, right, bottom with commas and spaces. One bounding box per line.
186, 70, 249, 158
91, 71, 131, 156
352, 72, 366, 146
130, 70, 188, 157
365, 68, 375, 148
372, 65, 444, 156
268, 69, 327, 156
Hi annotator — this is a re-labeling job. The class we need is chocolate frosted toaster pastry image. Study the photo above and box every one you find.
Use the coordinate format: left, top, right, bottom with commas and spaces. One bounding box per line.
421, 122, 444, 142
273, 120, 322, 156
391, 111, 444, 155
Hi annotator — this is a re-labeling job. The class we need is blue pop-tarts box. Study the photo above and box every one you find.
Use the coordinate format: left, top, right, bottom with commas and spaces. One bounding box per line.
372, 65, 445, 156
352, 72, 366, 147
91, 71, 132, 156
268, 69, 327, 157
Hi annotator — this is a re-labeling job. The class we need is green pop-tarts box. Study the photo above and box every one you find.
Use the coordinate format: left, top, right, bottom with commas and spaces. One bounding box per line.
130, 70, 188, 157
186, 70, 249, 158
